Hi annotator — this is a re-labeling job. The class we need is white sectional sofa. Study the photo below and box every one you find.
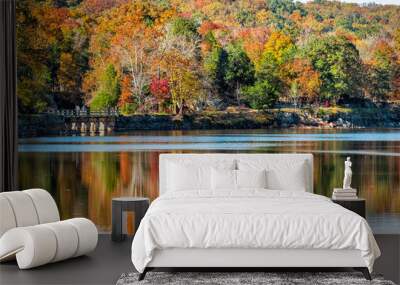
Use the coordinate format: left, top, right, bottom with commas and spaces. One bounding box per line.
0, 188, 98, 269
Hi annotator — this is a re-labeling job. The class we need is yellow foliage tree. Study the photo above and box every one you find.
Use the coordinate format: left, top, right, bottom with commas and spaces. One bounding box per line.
263, 31, 294, 65
163, 51, 203, 115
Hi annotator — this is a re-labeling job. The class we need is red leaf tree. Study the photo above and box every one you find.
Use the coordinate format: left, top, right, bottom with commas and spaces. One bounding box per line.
150, 77, 170, 101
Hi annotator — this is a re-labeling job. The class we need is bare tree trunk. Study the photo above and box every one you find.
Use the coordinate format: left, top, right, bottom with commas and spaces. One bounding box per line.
236, 82, 240, 107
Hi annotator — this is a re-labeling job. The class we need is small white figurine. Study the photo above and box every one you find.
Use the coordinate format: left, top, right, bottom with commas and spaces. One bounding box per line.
343, 157, 352, 189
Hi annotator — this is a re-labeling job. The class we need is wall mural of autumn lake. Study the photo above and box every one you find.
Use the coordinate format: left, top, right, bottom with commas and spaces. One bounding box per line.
19, 129, 400, 233
16, 1, 400, 233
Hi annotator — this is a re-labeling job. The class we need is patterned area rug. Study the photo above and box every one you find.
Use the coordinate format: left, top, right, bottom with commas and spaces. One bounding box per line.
116, 272, 395, 285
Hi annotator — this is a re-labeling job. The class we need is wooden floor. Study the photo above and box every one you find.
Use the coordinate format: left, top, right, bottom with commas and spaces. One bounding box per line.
0, 234, 399, 285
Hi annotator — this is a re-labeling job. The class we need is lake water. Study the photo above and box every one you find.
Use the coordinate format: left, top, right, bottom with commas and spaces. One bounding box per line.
18, 129, 400, 234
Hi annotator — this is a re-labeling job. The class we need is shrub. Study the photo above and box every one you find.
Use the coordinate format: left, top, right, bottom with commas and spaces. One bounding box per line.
242, 81, 279, 109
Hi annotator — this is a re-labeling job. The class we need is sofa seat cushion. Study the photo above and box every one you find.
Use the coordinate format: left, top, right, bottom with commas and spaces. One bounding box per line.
0, 218, 98, 269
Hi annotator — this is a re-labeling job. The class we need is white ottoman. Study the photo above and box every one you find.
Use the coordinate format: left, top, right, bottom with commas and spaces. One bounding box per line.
0, 189, 98, 269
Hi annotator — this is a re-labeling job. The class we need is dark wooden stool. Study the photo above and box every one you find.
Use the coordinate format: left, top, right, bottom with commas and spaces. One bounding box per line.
112, 197, 149, 242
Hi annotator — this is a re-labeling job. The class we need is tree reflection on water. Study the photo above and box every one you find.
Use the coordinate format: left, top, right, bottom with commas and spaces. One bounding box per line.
18, 130, 400, 232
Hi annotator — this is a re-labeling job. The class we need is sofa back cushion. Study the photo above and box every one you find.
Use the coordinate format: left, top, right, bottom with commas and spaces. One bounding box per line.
0, 189, 60, 238
0, 196, 17, 237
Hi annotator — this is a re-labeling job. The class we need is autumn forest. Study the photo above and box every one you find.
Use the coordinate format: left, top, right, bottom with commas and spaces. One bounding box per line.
17, 0, 400, 115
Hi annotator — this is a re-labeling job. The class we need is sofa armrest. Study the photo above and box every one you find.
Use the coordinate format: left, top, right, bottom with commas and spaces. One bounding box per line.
0, 226, 57, 268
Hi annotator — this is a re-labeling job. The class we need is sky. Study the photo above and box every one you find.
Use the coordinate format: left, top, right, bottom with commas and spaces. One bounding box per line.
300, 0, 400, 5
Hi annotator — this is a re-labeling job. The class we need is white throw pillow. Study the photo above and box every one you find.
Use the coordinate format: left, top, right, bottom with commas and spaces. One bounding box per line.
211, 168, 237, 191
265, 161, 306, 191
211, 169, 268, 191
167, 162, 211, 191
238, 159, 307, 191
236, 169, 267, 189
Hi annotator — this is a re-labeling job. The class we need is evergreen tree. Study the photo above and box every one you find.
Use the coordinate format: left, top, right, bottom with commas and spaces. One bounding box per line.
224, 44, 255, 105
204, 46, 229, 98
242, 80, 279, 109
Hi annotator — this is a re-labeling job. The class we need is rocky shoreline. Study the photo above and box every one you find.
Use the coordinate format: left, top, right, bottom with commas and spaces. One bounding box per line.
274, 106, 400, 129
19, 106, 400, 137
